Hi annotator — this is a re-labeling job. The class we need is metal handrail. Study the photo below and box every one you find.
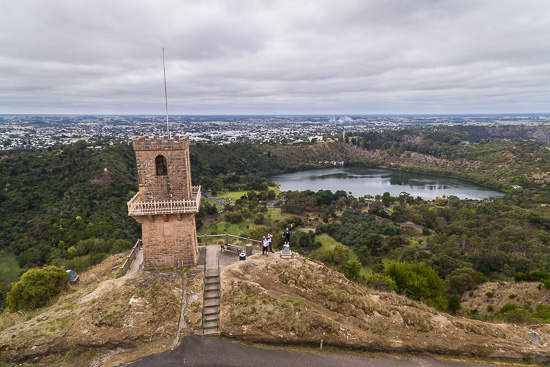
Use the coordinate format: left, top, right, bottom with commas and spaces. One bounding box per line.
202, 247, 206, 335
119, 239, 142, 276
217, 256, 220, 331
199, 233, 262, 245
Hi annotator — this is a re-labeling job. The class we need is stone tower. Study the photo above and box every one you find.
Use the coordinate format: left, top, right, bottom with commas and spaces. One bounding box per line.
127, 135, 201, 269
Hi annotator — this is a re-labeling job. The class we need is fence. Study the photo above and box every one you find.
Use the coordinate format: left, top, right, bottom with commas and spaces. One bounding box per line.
119, 239, 142, 276
197, 233, 262, 246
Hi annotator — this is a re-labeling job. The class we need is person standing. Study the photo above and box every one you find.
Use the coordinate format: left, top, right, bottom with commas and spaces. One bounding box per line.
267, 233, 274, 253
262, 235, 269, 256
283, 227, 291, 245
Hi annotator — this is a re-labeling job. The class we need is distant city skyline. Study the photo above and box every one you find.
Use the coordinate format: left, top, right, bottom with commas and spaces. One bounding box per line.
1, 0, 550, 115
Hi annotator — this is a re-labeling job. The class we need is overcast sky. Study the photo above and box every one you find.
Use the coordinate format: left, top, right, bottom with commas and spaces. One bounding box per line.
2, 0, 550, 115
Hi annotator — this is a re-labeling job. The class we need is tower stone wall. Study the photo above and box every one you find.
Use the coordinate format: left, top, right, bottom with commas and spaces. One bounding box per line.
133, 135, 193, 201
133, 213, 198, 268
129, 135, 199, 269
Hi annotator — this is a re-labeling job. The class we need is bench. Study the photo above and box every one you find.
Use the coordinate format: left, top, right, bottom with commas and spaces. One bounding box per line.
220, 243, 244, 254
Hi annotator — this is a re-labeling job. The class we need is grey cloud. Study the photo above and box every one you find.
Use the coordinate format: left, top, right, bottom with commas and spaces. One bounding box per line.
1, 0, 550, 114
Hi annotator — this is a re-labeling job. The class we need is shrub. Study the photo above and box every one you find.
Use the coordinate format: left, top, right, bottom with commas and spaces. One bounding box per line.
485, 291, 495, 298
534, 304, 550, 321
495, 307, 531, 324
447, 294, 461, 314
499, 303, 518, 314
447, 267, 488, 295
514, 270, 550, 282
366, 274, 397, 292
384, 261, 447, 310
310, 244, 350, 268
486, 305, 494, 312
7, 265, 68, 311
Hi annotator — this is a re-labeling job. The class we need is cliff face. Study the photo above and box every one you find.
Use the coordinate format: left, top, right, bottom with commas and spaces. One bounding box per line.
220, 253, 550, 363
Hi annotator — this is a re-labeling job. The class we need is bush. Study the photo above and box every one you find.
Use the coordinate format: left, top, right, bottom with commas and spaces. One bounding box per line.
310, 244, 350, 268
7, 265, 68, 311
485, 291, 495, 298
384, 261, 447, 310
341, 260, 362, 282
486, 305, 494, 312
447, 294, 461, 314
499, 303, 518, 314
534, 304, 550, 321
447, 267, 488, 295
366, 274, 396, 291
514, 270, 550, 282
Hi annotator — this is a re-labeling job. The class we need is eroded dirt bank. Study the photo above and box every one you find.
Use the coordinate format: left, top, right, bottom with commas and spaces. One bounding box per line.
220, 253, 550, 363
0, 256, 204, 366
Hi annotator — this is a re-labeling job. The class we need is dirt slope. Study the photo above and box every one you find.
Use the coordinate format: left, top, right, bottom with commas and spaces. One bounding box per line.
220, 253, 550, 363
0, 255, 204, 366
462, 281, 550, 316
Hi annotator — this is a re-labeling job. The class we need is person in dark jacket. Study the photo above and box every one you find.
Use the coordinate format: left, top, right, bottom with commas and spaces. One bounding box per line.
283, 227, 291, 245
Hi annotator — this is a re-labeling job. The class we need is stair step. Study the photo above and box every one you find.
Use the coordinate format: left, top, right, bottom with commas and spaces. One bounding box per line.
204, 307, 218, 316
205, 284, 218, 291
205, 299, 219, 307
203, 329, 219, 336
205, 293, 218, 300
204, 320, 218, 329
206, 270, 218, 277
205, 278, 218, 285
204, 314, 218, 322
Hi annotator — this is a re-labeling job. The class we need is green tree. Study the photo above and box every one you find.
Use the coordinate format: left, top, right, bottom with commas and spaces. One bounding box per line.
341, 260, 362, 281
311, 244, 350, 267
447, 267, 488, 295
7, 265, 68, 311
384, 261, 447, 310
447, 294, 461, 314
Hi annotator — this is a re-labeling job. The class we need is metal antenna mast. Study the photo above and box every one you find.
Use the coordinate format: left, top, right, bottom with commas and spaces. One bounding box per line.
162, 47, 170, 137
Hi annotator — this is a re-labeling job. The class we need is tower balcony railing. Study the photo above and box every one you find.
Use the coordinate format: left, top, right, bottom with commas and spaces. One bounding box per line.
127, 186, 201, 216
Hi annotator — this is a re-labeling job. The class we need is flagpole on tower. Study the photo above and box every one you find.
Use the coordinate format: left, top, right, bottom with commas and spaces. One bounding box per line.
162, 47, 170, 138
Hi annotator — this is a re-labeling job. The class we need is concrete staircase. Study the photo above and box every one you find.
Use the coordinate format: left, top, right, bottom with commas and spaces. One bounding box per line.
202, 245, 221, 336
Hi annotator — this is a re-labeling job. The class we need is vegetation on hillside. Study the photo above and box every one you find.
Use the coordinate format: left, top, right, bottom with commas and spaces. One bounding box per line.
1, 125, 549, 321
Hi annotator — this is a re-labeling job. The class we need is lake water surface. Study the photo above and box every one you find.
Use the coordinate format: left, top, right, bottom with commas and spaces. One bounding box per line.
271, 167, 504, 200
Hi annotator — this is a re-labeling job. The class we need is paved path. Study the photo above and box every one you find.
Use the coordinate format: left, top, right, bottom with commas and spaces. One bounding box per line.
205, 244, 219, 273
267, 199, 285, 208
397, 222, 437, 236
125, 247, 143, 277
202, 192, 227, 206
127, 336, 503, 367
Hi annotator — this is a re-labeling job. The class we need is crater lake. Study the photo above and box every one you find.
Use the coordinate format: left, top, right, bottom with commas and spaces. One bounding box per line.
270, 167, 504, 200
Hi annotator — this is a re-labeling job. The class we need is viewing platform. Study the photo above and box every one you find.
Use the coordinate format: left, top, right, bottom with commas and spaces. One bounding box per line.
127, 186, 201, 216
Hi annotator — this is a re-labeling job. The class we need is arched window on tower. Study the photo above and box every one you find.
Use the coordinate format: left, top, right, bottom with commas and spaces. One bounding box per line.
155, 155, 168, 176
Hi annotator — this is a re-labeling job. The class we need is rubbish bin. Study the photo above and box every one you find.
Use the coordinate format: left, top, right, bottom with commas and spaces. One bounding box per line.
239, 251, 246, 261
245, 243, 252, 257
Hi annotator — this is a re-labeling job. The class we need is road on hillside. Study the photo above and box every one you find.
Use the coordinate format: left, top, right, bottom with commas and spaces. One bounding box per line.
127, 336, 505, 367
202, 192, 227, 206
